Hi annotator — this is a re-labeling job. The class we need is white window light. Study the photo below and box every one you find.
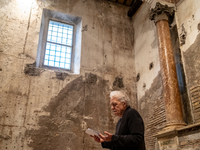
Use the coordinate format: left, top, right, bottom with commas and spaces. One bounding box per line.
44, 20, 73, 70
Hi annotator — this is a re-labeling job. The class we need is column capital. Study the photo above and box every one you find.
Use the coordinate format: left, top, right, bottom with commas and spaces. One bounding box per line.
149, 2, 174, 24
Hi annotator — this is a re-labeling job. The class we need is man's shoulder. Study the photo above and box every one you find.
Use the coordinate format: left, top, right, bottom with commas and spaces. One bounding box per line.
126, 107, 142, 118
126, 107, 138, 113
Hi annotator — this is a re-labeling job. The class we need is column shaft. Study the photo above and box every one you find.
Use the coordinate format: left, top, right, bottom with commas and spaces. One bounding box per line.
156, 20, 184, 126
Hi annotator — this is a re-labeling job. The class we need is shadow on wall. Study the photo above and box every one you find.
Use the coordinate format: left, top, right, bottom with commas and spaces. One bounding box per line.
25, 73, 116, 150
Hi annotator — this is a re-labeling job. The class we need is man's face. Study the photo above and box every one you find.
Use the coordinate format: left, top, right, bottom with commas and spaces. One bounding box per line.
110, 97, 127, 117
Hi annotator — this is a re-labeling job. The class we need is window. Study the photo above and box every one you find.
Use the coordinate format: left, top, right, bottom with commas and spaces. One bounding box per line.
36, 9, 82, 74
45, 21, 73, 70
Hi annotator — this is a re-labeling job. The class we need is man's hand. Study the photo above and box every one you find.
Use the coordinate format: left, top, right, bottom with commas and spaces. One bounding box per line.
99, 131, 113, 142
90, 135, 104, 143
91, 131, 113, 143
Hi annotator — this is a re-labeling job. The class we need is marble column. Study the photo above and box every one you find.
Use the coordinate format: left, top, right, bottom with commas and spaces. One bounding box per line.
149, 2, 186, 129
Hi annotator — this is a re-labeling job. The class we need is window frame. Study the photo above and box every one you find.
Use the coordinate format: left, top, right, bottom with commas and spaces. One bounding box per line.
43, 19, 76, 71
36, 9, 82, 74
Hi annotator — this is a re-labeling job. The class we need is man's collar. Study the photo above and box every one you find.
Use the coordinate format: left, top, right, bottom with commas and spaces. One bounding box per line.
125, 106, 130, 110
122, 106, 130, 117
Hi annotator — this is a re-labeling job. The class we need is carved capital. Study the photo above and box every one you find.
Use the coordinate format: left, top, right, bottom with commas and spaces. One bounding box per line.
149, 2, 174, 24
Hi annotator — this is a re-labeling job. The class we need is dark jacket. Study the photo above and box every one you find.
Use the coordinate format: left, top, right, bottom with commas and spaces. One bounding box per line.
101, 107, 146, 150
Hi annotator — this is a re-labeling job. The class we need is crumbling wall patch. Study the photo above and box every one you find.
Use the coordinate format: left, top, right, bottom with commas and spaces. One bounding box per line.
25, 74, 113, 150
138, 72, 166, 150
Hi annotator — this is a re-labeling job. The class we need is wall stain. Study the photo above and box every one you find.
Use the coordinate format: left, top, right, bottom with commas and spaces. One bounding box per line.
25, 74, 114, 150
0, 134, 11, 140
24, 62, 43, 76
55, 72, 68, 81
85, 73, 97, 84
82, 25, 88, 32
112, 77, 124, 90
180, 24, 187, 46
183, 33, 200, 87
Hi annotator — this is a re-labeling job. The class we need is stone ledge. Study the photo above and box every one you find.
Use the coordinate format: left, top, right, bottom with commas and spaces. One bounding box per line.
177, 122, 200, 135
155, 123, 200, 139
155, 128, 177, 138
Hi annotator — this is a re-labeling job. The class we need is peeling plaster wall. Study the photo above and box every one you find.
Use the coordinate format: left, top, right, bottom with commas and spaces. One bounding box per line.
134, 0, 200, 148
138, 72, 166, 150
176, 0, 200, 52
132, 0, 200, 149
133, 2, 160, 101
176, 0, 200, 124
132, 2, 164, 150
0, 0, 136, 150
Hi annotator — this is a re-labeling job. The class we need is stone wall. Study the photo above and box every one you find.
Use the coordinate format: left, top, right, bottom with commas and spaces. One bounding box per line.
133, 0, 200, 149
178, 124, 200, 150
132, 2, 165, 150
176, 0, 200, 124
1, 0, 200, 149
138, 72, 166, 150
0, 0, 136, 150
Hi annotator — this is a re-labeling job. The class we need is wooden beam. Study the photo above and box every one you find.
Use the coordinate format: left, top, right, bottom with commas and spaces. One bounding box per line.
124, 0, 134, 6
130, 0, 135, 6
127, 0, 143, 17
123, 0, 127, 5
118, 0, 125, 4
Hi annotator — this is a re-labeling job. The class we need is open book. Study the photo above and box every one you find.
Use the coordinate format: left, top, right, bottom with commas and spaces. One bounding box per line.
85, 128, 100, 138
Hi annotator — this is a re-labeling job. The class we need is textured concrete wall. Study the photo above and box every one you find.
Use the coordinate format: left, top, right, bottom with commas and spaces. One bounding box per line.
0, 0, 136, 149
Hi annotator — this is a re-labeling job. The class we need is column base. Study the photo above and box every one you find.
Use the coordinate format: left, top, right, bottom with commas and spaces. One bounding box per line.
164, 122, 187, 131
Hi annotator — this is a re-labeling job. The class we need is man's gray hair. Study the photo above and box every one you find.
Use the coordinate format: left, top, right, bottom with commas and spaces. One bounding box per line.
110, 91, 130, 107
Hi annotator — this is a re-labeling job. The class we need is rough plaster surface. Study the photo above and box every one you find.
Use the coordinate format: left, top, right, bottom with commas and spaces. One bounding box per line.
2, 0, 200, 149
135, 0, 200, 149
0, 0, 136, 149
175, 0, 200, 52
133, 2, 160, 100
135, 1, 200, 149
178, 129, 200, 150
183, 33, 200, 124
175, 0, 200, 126
25, 74, 113, 150
183, 33, 200, 88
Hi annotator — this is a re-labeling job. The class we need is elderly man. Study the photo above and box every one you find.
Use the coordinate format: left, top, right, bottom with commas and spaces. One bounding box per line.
92, 91, 146, 150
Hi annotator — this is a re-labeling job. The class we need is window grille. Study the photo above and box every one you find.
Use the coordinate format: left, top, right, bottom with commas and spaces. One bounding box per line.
44, 20, 73, 70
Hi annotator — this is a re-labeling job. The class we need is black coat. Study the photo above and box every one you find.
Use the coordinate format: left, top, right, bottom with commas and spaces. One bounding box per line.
101, 107, 146, 150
